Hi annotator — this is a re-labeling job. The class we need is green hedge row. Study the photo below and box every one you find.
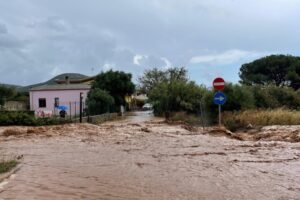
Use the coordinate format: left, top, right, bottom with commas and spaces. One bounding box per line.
0, 111, 67, 126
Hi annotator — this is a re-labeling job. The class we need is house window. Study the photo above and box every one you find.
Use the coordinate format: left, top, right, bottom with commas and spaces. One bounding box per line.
39, 98, 46, 108
54, 97, 59, 107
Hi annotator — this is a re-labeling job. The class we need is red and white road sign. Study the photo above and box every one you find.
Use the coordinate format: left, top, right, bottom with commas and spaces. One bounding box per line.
213, 77, 225, 90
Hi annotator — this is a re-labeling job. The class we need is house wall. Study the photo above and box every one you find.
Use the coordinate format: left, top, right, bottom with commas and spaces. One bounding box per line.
29, 89, 89, 117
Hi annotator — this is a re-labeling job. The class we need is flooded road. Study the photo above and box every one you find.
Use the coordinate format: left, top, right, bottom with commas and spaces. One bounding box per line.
0, 112, 300, 199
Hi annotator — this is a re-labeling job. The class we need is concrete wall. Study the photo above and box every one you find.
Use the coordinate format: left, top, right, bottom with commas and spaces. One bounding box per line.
88, 113, 119, 124
29, 89, 89, 117
4, 101, 28, 111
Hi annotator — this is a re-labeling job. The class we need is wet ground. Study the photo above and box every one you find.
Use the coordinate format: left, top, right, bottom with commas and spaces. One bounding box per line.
0, 112, 299, 199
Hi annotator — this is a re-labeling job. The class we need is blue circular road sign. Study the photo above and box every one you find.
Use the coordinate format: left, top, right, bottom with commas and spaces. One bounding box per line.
213, 92, 227, 105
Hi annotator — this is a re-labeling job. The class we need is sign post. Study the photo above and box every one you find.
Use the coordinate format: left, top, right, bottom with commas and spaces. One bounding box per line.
213, 77, 226, 126
219, 104, 221, 126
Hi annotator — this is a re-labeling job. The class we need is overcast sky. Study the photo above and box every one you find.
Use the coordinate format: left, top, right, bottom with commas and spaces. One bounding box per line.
0, 0, 299, 86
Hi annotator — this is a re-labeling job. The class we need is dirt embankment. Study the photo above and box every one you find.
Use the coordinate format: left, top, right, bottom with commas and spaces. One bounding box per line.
0, 123, 101, 138
1, 120, 300, 143
202, 125, 300, 143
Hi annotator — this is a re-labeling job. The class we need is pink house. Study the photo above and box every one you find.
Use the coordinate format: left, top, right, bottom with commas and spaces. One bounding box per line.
29, 84, 91, 117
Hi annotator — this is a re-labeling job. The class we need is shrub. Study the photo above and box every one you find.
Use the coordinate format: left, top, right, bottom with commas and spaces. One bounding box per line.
223, 84, 255, 111
249, 85, 300, 109
0, 111, 67, 126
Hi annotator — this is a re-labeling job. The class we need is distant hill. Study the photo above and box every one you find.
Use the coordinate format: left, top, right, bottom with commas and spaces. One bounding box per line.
18, 73, 89, 92
0, 83, 22, 89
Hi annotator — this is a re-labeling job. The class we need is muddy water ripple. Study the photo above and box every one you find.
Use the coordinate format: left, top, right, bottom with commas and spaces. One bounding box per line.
0, 112, 299, 199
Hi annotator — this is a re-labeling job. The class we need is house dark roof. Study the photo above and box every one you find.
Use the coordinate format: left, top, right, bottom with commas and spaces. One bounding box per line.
55, 76, 96, 84
19, 73, 90, 92
29, 84, 91, 91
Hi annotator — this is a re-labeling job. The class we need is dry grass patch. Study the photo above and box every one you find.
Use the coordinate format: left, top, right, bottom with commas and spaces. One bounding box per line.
224, 109, 300, 131
168, 112, 202, 125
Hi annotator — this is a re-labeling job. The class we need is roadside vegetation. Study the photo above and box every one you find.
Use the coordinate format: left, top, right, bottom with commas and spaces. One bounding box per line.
0, 111, 68, 126
0, 85, 28, 107
138, 55, 300, 129
167, 112, 202, 125
223, 109, 300, 131
0, 160, 18, 174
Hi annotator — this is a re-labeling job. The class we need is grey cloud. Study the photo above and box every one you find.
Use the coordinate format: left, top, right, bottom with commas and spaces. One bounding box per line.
26, 17, 71, 32
42, 17, 69, 32
0, 24, 25, 49
0, 0, 299, 85
0, 23, 7, 34
98, 48, 170, 82
0, 35, 25, 49
133, 55, 167, 70
0, 15, 169, 85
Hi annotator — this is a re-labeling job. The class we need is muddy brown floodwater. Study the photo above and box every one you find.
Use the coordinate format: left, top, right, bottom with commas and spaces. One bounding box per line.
0, 112, 300, 200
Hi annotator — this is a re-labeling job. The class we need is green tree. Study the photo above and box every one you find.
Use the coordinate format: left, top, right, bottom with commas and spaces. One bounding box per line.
239, 55, 300, 89
90, 70, 135, 112
286, 61, 300, 90
167, 67, 188, 83
138, 67, 188, 94
140, 67, 197, 118
138, 68, 167, 94
0, 85, 16, 106
149, 80, 206, 117
86, 88, 115, 115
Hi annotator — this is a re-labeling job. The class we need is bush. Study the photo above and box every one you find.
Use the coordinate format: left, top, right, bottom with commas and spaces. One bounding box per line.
223, 84, 255, 111
0, 111, 67, 126
250, 85, 300, 109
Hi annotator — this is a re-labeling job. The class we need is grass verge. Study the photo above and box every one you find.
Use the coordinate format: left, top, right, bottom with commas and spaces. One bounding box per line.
223, 109, 300, 131
167, 112, 203, 125
0, 160, 18, 174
